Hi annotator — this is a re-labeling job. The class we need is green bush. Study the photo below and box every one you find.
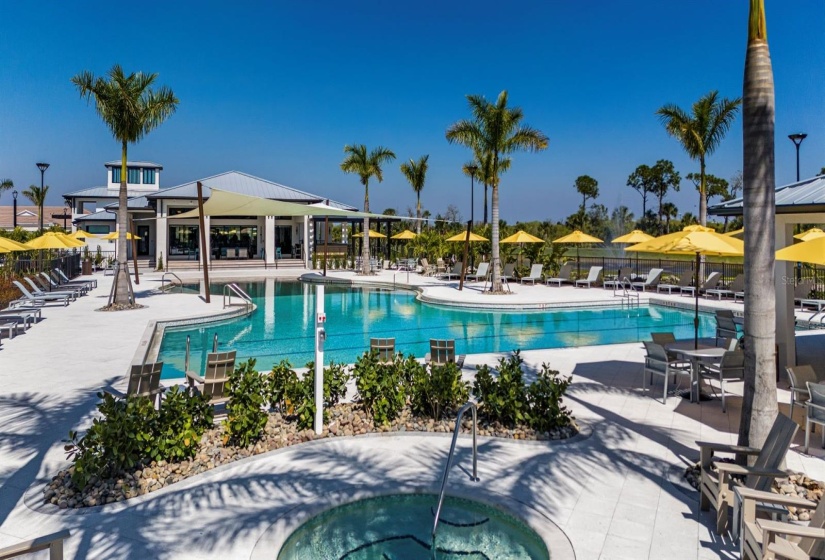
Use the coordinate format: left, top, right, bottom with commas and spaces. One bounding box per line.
473, 351, 529, 426
408, 361, 469, 420
527, 364, 572, 433
156, 386, 213, 461
270, 360, 351, 430
267, 359, 299, 412
224, 358, 268, 447
353, 350, 406, 425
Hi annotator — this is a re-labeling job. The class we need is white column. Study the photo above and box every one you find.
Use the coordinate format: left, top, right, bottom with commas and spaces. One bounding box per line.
156, 216, 167, 266
304, 216, 311, 268
203, 216, 211, 265
265, 216, 275, 264
775, 216, 795, 371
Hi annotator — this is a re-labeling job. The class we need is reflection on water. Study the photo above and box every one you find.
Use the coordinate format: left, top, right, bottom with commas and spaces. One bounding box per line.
157, 280, 714, 379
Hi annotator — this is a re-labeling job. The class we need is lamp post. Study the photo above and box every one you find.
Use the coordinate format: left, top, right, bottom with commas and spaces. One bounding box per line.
63, 203, 70, 230
467, 164, 478, 271
36, 162, 49, 232
12, 190, 17, 228
788, 133, 807, 182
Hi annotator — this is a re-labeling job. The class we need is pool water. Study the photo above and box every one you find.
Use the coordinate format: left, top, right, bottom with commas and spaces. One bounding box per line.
276, 493, 550, 559
157, 280, 715, 379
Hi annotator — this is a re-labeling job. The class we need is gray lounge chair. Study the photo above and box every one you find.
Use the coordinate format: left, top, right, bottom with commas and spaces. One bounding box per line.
520, 264, 544, 285
545, 262, 572, 286
603, 267, 632, 290
425, 339, 465, 368
715, 310, 740, 344
438, 262, 463, 280
12, 281, 70, 306
39, 273, 85, 297
575, 266, 603, 288
656, 273, 693, 294
705, 273, 744, 300
186, 350, 236, 405
681, 271, 721, 296
501, 262, 517, 282
24, 277, 77, 301
0, 307, 40, 329
55, 268, 97, 289
631, 268, 663, 291
49, 271, 92, 293
370, 338, 395, 364
466, 262, 489, 282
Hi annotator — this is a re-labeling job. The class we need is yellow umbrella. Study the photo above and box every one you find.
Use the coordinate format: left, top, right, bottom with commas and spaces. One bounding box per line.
794, 227, 825, 242
553, 230, 603, 277
725, 227, 745, 238
626, 225, 743, 347
500, 230, 544, 244
24, 232, 85, 250
0, 237, 31, 252
390, 229, 417, 240
71, 230, 97, 239
102, 231, 142, 240
776, 237, 825, 267
352, 230, 387, 239
611, 230, 654, 244
446, 231, 488, 242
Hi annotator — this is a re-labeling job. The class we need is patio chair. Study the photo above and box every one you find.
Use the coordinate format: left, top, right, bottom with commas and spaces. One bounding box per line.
438, 262, 463, 280
705, 274, 744, 300
425, 339, 465, 368
382, 259, 391, 270
650, 332, 682, 362
501, 262, 517, 282
738, 486, 824, 560
419, 258, 436, 276
370, 338, 396, 364
12, 280, 70, 306
794, 281, 815, 309
715, 312, 740, 345
699, 349, 745, 412
186, 350, 236, 405
805, 382, 825, 454
575, 266, 603, 288
681, 271, 721, 296
55, 268, 97, 288
466, 262, 490, 282
786, 365, 825, 422
51, 271, 94, 292
24, 277, 77, 301
545, 262, 573, 287
656, 273, 693, 294
642, 341, 690, 404
39, 273, 85, 296
798, 296, 825, 312
436, 258, 446, 273
0, 307, 40, 329
107, 362, 165, 409
696, 413, 798, 534
631, 268, 664, 291
521, 264, 544, 285
603, 266, 632, 290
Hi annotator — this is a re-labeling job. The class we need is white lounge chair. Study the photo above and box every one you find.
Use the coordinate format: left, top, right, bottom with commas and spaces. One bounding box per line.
705, 273, 744, 300
501, 262, 517, 282
656, 273, 693, 294
545, 262, 572, 286
575, 266, 603, 288
466, 262, 490, 282
603, 267, 632, 290
437, 262, 463, 280
631, 268, 663, 291
55, 268, 97, 289
12, 280, 70, 306
681, 271, 721, 296
521, 264, 544, 285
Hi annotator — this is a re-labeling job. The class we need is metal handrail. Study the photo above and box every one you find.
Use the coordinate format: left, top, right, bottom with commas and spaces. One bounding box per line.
620, 277, 640, 308
222, 282, 253, 311
432, 402, 479, 540
160, 272, 183, 291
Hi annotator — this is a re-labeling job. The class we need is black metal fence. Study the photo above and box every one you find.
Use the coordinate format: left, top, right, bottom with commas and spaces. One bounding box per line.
7, 253, 82, 278
575, 256, 743, 282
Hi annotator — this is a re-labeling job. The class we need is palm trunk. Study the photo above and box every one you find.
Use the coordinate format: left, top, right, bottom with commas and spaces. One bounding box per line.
483, 183, 488, 225
416, 193, 421, 235
658, 195, 664, 234
491, 177, 501, 292
361, 181, 370, 275
699, 158, 708, 226
739, 0, 778, 451
113, 141, 133, 306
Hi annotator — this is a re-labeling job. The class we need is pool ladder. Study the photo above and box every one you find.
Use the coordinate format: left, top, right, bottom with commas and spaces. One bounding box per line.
184, 334, 219, 373
617, 277, 640, 308
160, 272, 183, 292
432, 402, 479, 540
222, 282, 254, 312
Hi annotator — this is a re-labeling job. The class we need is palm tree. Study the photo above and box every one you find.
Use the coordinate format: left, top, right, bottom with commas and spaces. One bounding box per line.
661, 202, 678, 233
656, 91, 741, 226
446, 91, 548, 292
739, 0, 778, 450
22, 184, 49, 232
0, 179, 12, 203
400, 155, 429, 234
72, 65, 178, 307
340, 144, 396, 275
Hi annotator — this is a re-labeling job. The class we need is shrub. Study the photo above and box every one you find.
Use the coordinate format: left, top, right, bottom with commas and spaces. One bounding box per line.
527, 364, 572, 433
409, 361, 469, 420
223, 359, 268, 447
473, 351, 529, 426
267, 359, 299, 412
156, 386, 213, 461
353, 350, 406, 425
271, 360, 351, 430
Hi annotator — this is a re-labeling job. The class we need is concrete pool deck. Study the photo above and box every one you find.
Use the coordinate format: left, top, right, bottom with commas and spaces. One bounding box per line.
1, 269, 824, 559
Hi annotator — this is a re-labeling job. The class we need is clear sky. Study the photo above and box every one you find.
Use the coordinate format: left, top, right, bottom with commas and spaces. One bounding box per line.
1, 1, 823, 223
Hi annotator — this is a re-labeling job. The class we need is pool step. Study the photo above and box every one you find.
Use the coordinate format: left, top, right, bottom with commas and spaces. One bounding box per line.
165, 258, 306, 271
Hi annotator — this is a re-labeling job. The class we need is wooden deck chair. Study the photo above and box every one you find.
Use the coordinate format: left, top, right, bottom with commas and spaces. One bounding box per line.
696, 413, 798, 534
186, 350, 236, 405
426, 339, 465, 368
108, 362, 165, 408
0, 529, 71, 560
370, 338, 396, 364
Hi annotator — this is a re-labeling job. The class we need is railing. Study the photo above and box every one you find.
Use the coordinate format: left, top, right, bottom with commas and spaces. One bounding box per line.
160, 272, 183, 291
222, 282, 253, 311
432, 402, 479, 540
7, 253, 81, 278
618, 277, 640, 308
0, 529, 70, 560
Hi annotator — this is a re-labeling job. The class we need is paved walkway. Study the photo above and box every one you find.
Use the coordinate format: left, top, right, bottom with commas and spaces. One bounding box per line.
0, 270, 823, 559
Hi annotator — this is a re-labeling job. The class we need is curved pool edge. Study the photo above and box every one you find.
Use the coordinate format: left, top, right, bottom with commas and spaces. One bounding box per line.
251, 489, 577, 560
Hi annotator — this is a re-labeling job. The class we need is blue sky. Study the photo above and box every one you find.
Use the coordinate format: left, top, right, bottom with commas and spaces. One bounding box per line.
1, 1, 823, 222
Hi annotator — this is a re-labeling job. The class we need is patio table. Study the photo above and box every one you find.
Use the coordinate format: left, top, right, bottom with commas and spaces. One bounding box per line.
665, 341, 726, 403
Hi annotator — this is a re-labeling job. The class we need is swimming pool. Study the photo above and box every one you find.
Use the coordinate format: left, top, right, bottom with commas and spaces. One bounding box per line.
156, 280, 714, 378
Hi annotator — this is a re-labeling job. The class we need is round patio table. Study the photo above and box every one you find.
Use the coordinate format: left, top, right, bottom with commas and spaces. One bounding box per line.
665, 341, 727, 403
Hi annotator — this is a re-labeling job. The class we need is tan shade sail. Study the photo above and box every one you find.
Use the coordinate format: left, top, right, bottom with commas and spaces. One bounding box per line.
446, 231, 488, 242
102, 231, 142, 240
611, 230, 654, 244
625, 225, 743, 256
501, 230, 544, 244
25, 232, 85, 250
553, 230, 603, 244
794, 227, 825, 242
390, 229, 417, 240
776, 237, 825, 266
352, 230, 387, 239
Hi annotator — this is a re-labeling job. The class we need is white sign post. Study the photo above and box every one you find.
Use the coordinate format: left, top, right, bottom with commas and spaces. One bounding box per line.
314, 284, 325, 435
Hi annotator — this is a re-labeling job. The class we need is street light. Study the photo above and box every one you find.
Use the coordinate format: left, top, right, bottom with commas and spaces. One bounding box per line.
36, 162, 49, 232
12, 190, 17, 228
788, 133, 807, 182
63, 203, 71, 230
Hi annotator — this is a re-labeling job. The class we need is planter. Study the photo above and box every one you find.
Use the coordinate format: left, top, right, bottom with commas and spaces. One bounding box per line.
82, 259, 92, 275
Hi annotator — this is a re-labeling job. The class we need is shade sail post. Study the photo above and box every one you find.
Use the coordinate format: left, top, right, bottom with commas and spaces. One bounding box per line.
459, 220, 471, 291
197, 181, 211, 303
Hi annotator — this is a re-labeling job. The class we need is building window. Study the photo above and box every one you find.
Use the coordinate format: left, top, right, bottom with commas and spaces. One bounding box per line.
210, 225, 258, 259
143, 169, 155, 184
169, 225, 199, 257
127, 168, 141, 184
112, 168, 121, 183
168, 207, 193, 216
87, 225, 110, 234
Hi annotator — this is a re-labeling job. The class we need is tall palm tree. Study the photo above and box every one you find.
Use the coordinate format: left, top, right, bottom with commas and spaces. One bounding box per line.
656, 91, 741, 225
463, 151, 511, 227
22, 184, 49, 232
400, 155, 429, 234
340, 144, 396, 275
661, 202, 678, 233
446, 91, 548, 292
72, 65, 178, 307
0, 179, 12, 203
739, 0, 778, 450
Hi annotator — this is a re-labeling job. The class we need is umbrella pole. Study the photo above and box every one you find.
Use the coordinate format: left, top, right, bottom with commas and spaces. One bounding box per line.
197, 181, 211, 303
694, 252, 700, 349
459, 220, 471, 291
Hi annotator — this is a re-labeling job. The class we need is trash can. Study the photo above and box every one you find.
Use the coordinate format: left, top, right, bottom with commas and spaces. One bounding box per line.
82, 259, 92, 276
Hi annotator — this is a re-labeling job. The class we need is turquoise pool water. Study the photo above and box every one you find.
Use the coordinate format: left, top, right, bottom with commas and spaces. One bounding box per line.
156, 280, 715, 379
277, 493, 550, 559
